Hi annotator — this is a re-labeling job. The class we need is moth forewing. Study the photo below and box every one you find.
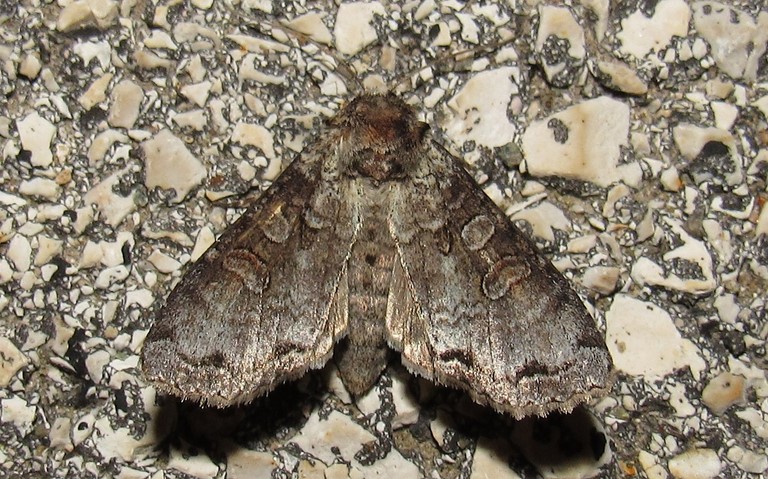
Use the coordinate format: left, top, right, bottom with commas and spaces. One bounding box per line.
141, 94, 614, 418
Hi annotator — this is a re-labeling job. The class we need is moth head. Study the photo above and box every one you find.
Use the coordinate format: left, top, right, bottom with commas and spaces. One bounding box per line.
331, 93, 429, 182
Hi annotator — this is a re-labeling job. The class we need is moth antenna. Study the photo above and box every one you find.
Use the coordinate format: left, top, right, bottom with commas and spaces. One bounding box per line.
222, 4, 365, 96
389, 38, 514, 94
271, 21, 365, 96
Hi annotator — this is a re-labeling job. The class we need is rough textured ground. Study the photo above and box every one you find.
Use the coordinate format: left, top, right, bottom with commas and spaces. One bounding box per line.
1, 1, 767, 478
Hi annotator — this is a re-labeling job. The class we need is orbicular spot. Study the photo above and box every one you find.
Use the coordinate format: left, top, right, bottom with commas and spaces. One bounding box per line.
221, 249, 270, 293
305, 189, 338, 229
262, 208, 292, 243
461, 215, 495, 251
482, 255, 531, 300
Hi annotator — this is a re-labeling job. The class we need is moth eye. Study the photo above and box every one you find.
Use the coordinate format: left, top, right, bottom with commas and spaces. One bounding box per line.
461, 215, 495, 251
221, 250, 270, 293
482, 256, 531, 300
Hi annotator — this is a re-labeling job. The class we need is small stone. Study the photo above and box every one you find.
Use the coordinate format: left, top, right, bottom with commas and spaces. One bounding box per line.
595, 59, 648, 95
667, 382, 696, 417
49, 417, 73, 451
580, 266, 620, 295
225, 34, 290, 54
85, 349, 111, 384
638, 450, 667, 479
711, 101, 738, 130
456, 13, 479, 44
1, 395, 37, 436
617, 0, 691, 58
756, 202, 768, 237
333, 2, 386, 56
172, 109, 207, 130
16, 111, 57, 167
444, 67, 519, 149
713, 293, 739, 324
134, 50, 174, 70
230, 122, 279, 180
88, 130, 130, 165
673, 124, 742, 186
660, 167, 683, 191
83, 169, 136, 227
630, 217, 716, 294
142, 129, 207, 202
226, 448, 277, 479
606, 295, 705, 378
19, 54, 42, 79
148, 250, 182, 274
79, 73, 113, 110
701, 372, 746, 415
735, 408, 768, 440
726, 446, 768, 474
144, 30, 177, 50
391, 369, 419, 428
0, 192, 26, 207
668, 449, 721, 479
73, 40, 111, 69
34, 236, 63, 266
511, 410, 611, 478
285, 12, 332, 45
324, 464, 350, 479
237, 160, 257, 182
180, 81, 212, 107
567, 234, 597, 253
536, 6, 585, 87
292, 410, 375, 465
108, 80, 144, 129
692, 2, 768, 81
71, 414, 95, 446
19, 178, 60, 200
168, 441, 219, 478
510, 201, 570, 243
429, 22, 451, 47
95, 265, 130, 289
191, 227, 215, 262
522, 97, 635, 187
7, 235, 32, 272
470, 436, 521, 479
57, 0, 118, 32
0, 337, 29, 386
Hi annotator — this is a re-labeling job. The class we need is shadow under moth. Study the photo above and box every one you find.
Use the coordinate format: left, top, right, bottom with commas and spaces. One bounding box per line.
141, 94, 614, 419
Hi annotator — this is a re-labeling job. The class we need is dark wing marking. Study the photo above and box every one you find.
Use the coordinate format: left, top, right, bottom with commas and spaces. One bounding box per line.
141, 141, 357, 406
387, 142, 614, 418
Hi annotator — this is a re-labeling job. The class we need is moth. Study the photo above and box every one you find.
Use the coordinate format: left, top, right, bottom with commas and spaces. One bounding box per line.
141, 94, 614, 418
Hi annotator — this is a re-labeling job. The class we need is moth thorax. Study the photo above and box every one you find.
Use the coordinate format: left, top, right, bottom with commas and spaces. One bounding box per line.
335, 94, 429, 181
350, 150, 413, 181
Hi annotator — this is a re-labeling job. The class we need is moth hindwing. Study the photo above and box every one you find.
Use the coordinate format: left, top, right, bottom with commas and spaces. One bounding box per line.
141, 94, 614, 418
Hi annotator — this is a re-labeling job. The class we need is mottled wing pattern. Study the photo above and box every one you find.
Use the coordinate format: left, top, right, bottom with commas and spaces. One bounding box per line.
141, 142, 356, 406
387, 142, 614, 418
